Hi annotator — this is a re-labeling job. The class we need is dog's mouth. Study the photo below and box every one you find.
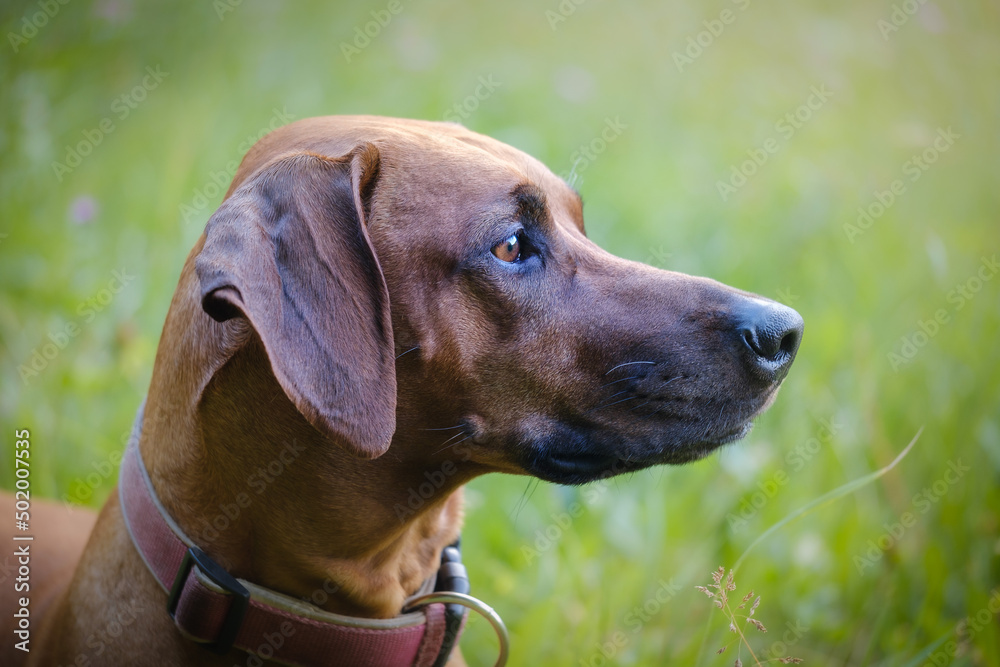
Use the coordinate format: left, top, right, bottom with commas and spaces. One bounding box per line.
705, 420, 755, 446
521, 419, 756, 485
529, 451, 634, 485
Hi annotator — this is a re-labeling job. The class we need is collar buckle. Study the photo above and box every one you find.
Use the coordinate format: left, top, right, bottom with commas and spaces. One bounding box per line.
167, 546, 250, 654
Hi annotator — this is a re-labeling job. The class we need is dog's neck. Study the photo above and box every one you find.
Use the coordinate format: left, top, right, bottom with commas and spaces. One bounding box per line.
137, 259, 468, 619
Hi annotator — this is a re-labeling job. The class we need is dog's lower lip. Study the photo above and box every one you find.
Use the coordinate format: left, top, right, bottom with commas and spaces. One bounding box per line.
526, 419, 756, 481
546, 452, 618, 473
528, 451, 625, 484
707, 421, 754, 445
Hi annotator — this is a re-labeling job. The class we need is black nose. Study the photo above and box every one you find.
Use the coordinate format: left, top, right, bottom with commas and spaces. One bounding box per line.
737, 299, 804, 383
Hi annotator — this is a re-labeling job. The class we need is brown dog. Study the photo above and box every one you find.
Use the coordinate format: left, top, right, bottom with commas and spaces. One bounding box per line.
3, 116, 802, 666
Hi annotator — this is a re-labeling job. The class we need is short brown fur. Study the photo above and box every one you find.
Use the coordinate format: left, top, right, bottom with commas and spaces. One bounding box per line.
3, 116, 801, 666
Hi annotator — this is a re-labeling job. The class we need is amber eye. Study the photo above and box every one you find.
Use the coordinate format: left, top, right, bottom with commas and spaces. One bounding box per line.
492, 232, 521, 263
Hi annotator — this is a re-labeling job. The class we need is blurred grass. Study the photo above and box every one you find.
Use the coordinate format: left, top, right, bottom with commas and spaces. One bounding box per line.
1, 0, 998, 664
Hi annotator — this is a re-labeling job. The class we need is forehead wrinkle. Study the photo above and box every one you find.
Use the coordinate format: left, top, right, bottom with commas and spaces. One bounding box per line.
466, 203, 519, 251
458, 180, 555, 254
511, 182, 554, 232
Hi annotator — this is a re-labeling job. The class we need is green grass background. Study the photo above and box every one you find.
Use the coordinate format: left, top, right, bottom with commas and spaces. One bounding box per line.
1, 1, 998, 664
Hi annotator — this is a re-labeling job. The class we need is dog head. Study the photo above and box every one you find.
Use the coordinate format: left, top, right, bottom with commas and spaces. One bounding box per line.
195, 116, 802, 485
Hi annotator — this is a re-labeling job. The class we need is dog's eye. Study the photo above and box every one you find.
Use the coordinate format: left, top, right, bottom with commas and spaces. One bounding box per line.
492, 232, 522, 263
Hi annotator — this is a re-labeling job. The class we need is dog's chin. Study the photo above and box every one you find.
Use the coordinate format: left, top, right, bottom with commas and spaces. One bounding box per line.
520, 420, 756, 485
703, 420, 755, 447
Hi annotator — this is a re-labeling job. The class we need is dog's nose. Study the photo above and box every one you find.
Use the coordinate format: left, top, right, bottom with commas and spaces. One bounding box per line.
736, 299, 803, 383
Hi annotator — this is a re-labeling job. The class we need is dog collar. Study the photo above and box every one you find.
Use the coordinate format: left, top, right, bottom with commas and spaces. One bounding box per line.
118, 401, 504, 667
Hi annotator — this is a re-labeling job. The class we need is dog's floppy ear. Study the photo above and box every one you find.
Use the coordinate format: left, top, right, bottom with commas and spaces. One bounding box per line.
194, 145, 395, 459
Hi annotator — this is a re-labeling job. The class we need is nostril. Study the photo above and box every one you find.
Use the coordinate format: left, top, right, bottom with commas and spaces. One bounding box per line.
733, 299, 803, 383
778, 328, 801, 357
741, 328, 765, 358
737, 301, 804, 364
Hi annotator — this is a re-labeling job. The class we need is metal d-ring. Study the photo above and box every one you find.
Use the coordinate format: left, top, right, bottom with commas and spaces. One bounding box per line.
405, 591, 509, 667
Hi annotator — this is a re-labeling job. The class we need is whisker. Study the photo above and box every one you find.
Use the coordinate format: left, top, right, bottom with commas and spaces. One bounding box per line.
599, 375, 639, 389
433, 430, 467, 450
629, 376, 683, 412
644, 405, 666, 419
602, 388, 633, 401
645, 376, 682, 393
587, 395, 643, 413
592, 374, 685, 415
433, 435, 472, 455
604, 361, 655, 376
510, 478, 540, 523
395, 346, 420, 360
420, 425, 466, 431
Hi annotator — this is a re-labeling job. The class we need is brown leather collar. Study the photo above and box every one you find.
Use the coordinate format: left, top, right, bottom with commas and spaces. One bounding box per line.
119, 402, 468, 667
